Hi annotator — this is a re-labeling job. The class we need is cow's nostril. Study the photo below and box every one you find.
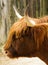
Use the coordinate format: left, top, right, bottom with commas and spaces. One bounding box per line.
5, 51, 8, 53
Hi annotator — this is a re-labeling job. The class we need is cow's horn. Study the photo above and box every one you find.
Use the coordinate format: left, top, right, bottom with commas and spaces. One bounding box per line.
13, 5, 22, 19
25, 16, 36, 27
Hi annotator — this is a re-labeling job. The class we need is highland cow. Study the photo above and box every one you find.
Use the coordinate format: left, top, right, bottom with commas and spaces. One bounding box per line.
4, 15, 48, 58
3, 5, 48, 58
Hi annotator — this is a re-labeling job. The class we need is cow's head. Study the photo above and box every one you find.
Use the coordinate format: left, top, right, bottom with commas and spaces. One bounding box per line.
4, 22, 48, 58
4, 23, 37, 58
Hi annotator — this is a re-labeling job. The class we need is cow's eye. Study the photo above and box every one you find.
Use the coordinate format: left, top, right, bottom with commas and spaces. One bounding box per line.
12, 33, 16, 41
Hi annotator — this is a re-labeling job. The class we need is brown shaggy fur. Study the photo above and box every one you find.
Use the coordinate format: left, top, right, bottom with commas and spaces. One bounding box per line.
4, 16, 48, 58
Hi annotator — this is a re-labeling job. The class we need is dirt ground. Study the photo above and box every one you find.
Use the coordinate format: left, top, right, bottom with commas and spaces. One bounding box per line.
0, 52, 47, 65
